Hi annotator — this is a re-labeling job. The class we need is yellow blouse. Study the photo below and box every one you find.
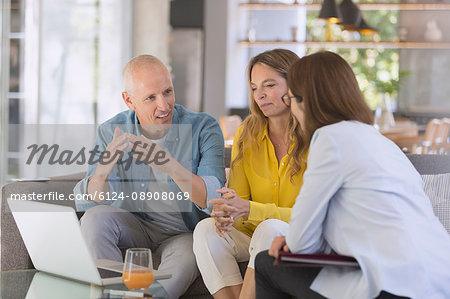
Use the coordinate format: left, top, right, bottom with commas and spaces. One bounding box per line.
228, 124, 306, 237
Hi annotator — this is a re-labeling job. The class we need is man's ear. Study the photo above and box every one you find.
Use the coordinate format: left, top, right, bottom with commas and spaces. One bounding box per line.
122, 91, 136, 110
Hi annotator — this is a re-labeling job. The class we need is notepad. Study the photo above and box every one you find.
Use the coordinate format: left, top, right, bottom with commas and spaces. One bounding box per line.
276, 252, 359, 267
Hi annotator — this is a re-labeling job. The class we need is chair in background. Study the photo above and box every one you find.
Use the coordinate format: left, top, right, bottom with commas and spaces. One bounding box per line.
219, 115, 242, 147
431, 118, 450, 154
229, 107, 250, 121
396, 118, 441, 154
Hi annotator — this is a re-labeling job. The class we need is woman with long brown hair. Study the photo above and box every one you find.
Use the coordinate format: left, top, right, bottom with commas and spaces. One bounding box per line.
193, 49, 306, 299
256, 51, 450, 299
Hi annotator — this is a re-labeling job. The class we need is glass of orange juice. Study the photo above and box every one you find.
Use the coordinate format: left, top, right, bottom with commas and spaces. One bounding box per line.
122, 248, 154, 291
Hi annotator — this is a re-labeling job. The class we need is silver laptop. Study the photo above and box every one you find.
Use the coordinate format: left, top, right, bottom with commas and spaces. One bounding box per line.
8, 199, 171, 286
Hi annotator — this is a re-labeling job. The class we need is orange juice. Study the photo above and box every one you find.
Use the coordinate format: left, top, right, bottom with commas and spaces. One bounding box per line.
122, 270, 154, 289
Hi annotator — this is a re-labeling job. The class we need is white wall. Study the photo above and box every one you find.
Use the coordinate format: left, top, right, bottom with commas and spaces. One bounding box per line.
225, 0, 249, 110
133, 0, 170, 65
170, 29, 204, 112
203, 0, 228, 119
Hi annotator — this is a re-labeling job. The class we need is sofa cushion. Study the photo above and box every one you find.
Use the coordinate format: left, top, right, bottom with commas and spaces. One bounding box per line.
422, 173, 450, 233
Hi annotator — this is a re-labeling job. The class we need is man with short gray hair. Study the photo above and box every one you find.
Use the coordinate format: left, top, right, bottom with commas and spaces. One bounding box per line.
74, 55, 225, 298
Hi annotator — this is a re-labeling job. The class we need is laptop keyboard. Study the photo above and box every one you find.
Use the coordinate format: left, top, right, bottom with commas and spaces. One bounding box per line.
97, 267, 122, 279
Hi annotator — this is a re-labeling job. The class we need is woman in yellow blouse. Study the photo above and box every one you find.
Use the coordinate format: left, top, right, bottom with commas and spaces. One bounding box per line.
193, 49, 306, 299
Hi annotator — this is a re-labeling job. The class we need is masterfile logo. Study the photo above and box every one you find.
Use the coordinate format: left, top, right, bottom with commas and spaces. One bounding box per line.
25, 141, 170, 170
9, 124, 192, 178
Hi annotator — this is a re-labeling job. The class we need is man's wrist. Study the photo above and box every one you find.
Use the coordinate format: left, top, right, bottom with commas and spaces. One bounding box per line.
93, 163, 113, 178
166, 158, 184, 179
90, 177, 108, 183
91, 170, 110, 182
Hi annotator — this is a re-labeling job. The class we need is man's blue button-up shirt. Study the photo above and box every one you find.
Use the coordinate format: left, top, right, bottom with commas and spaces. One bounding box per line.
73, 104, 226, 231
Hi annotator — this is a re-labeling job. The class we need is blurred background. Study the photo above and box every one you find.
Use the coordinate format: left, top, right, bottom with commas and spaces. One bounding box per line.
1, 0, 450, 183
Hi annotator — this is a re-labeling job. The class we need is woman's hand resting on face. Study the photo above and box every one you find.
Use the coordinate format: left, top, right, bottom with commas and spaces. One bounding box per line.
209, 187, 250, 237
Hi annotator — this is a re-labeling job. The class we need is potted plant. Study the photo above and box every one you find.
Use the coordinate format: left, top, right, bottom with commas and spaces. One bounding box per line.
374, 70, 410, 130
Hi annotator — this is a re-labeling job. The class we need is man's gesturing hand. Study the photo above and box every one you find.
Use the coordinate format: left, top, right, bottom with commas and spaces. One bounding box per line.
127, 134, 173, 173
94, 127, 129, 179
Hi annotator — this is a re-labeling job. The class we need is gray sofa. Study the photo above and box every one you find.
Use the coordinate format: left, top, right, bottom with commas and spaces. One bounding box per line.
1, 147, 236, 298
2, 153, 450, 298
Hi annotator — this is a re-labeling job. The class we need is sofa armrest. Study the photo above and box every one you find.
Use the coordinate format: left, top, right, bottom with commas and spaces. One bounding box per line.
1, 172, 85, 271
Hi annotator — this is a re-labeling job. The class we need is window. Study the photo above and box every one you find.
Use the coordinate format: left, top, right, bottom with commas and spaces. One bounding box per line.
1, 0, 132, 183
